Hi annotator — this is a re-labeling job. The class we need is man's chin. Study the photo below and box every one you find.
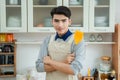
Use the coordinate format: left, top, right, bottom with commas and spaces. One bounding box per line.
57, 32, 65, 36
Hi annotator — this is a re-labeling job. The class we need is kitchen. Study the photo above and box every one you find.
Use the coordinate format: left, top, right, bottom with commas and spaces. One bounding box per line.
0, 0, 120, 80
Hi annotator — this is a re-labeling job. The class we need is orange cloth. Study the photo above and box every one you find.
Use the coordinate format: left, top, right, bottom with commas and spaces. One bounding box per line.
74, 30, 84, 45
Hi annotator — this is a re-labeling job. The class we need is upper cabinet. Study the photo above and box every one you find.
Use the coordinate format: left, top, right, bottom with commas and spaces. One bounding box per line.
28, 0, 89, 32
0, 0, 115, 33
63, 0, 89, 32
28, 0, 115, 33
89, 0, 115, 32
0, 0, 27, 32
28, 0, 62, 32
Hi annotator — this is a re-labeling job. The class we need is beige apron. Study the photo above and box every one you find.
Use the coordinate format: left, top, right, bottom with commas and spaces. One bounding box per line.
46, 34, 76, 80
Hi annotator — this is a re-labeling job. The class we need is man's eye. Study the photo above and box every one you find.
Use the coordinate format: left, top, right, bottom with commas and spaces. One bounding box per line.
62, 20, 66, 22
54, 20, 59, 22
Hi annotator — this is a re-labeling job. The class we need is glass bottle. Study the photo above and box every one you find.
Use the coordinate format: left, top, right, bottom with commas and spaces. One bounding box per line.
108, 70, 116, 80
89, 34, 96, 42
96, 34, 103, 42
99, 56, 111, 72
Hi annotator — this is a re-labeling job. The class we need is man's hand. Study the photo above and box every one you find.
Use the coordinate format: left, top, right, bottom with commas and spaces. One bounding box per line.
43, 54, 75, 74
43, 56, 56, 72
64, 53, 75, 64
43, 56, 52, 64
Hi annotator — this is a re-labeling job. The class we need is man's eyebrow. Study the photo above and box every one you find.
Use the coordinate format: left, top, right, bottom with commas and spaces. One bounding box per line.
54, 19, 67, 21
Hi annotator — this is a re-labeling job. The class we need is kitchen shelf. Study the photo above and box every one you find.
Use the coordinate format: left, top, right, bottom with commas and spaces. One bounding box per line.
0, 64, 14, 67
0, 41, 16, 78
0, 53, 14, 55
95, 5, 109, 7
33, 5, 57, 7
15, 41, 115, 45
0, 75, 15, 78
0, 42, 15, 44
86, 42, 115, 45
15, 41, 42, 44
69, 5, 83, 8
6, 5, 21, 7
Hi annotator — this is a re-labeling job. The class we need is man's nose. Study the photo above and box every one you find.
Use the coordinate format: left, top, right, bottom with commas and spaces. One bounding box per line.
58, 21, 63, 26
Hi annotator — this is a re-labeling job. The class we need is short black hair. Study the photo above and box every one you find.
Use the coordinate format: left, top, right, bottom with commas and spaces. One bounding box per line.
50, 6, 71, 19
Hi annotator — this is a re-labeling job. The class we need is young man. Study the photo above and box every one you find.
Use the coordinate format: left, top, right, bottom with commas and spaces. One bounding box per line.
36, 6, 86, 80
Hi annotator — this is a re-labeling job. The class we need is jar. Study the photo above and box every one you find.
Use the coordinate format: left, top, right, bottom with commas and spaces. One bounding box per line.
99, 56, 111, 72
96, 34, 103, 42
0, 34, 6, 42
6, 33, 14, 42
89, 34, 96, 42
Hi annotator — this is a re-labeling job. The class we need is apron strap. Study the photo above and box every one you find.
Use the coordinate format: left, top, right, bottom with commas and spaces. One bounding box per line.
68, 34, 74, 43
49, 34, 56, 43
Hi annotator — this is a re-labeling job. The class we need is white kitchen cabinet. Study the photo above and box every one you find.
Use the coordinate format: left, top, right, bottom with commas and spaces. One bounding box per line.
28, 0, 89, 32
0, 0, 115, 33
89, 0, 115, 32
28, 0, 115, 32
63, 0, 89, 32
0, 0, 27, 32
28, 0, 62, 32
67, 0, 115, 32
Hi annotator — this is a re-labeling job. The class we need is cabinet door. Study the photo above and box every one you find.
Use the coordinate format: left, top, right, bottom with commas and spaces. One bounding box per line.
89, 0, 115, 32
63, 0, 89, 32
0, 0, 27, 32
28, 0, 62, 32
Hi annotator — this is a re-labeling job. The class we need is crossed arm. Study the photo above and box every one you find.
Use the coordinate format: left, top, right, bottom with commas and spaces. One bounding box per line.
43, 53, 75, 75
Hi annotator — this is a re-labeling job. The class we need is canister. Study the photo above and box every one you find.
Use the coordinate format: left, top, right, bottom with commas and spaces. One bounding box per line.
99, 56, 111, 72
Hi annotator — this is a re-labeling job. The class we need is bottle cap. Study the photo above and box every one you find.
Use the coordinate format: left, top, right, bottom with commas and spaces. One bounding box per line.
101, 56, 111, 61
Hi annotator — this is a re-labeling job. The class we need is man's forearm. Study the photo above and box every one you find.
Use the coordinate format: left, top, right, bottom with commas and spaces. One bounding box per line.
43, 54, 75, 74
44, 60, 69, 72
44, 64, 56, 72
49, 60, 74, 75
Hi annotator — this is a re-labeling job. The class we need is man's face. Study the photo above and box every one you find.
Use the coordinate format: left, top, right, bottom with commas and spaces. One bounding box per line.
52, 14, 71, 36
